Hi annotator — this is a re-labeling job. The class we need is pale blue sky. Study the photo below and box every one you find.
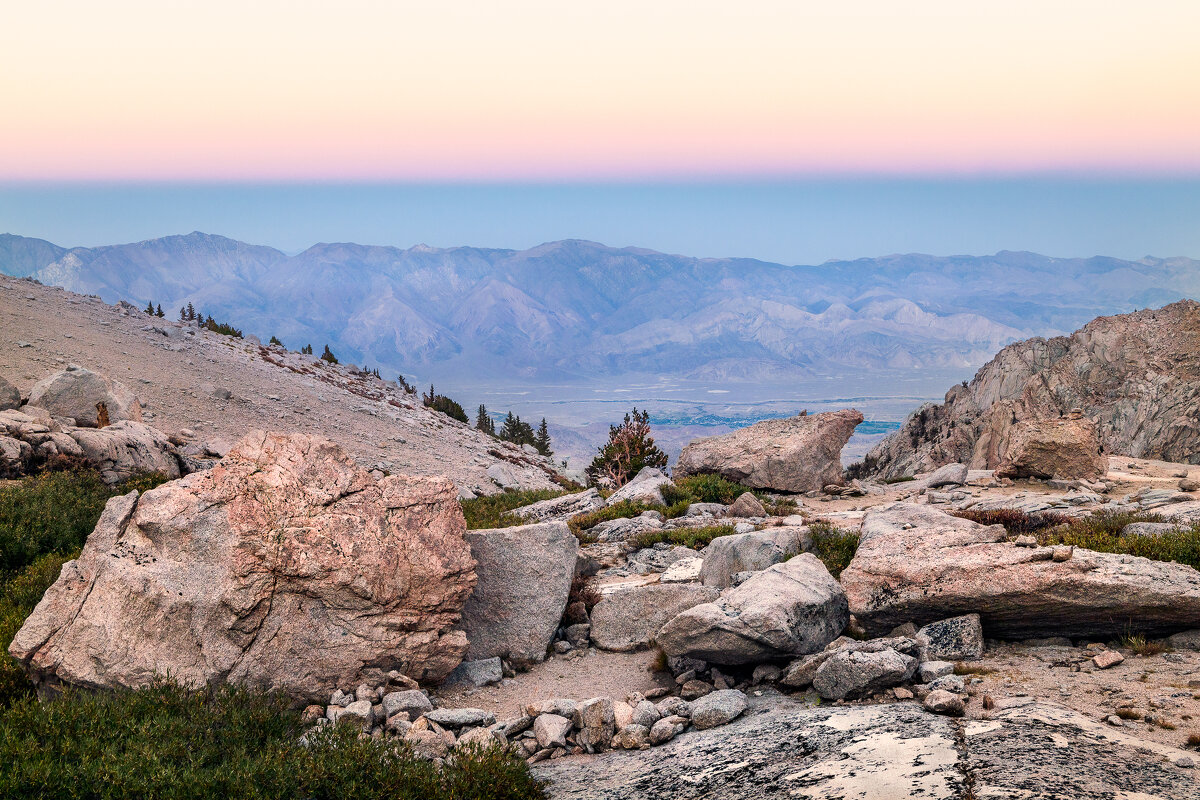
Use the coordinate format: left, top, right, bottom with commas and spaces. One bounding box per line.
1, 179, 1198, 264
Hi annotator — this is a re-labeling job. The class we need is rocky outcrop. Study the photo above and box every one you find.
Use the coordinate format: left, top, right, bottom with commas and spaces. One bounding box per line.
605, 467, 672, 507
534, 697, 1200, 800
657, 554, 849, 664
859, 301, 1200, 478
27, 365, 142, 427
0, 375, 20, 410
589, 584, 719, 652
68, 420, 182, 483
674, 409, 863, 492
840, 503, 1200, 638
510, 489, 603, 523
698, 527, 809, 589
9, 431, 476, 699
460, 521, 577, 667
995, 414, 1107, 480
0, 405, 183, 483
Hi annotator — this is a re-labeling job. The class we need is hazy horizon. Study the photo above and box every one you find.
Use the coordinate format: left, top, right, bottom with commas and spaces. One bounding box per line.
3, 179, 1199, 265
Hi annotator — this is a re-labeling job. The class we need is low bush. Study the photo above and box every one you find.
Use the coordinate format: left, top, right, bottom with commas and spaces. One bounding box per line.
1119, 632, 1171, 657
0, 682, 545, 800
459, 489, 568, 530
0, 469, 169, 577
951, 508, 1072, 536
1040, 522, 1200, 570
568, 500, 664, 541
629, 524, 737, 550
807, 521, 860, 578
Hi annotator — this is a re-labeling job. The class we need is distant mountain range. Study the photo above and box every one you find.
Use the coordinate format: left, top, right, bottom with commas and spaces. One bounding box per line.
3, 232, 1198, 386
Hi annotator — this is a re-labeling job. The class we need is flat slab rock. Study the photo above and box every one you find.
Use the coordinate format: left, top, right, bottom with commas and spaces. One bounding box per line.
534, 697, 1199, 799
841, 502, 1200, 638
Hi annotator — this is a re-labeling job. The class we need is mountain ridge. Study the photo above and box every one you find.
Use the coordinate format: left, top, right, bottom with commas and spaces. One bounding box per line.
2, 232, 1198, 387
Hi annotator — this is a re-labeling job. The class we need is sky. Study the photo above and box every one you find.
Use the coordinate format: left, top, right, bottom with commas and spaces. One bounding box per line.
2, 2, 1200, 180
1, 3, 1198, 261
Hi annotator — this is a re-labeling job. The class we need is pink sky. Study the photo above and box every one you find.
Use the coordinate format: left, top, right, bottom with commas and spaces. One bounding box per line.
2, 1, 1198, 180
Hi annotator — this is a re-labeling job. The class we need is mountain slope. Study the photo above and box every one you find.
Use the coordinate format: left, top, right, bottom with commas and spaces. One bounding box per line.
2, 233, 1198, 387
857, 300, 1200, 476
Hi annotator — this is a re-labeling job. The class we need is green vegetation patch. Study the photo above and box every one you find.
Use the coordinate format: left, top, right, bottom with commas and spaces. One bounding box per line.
951, 507, 1072, 537
459, 488, 569, 530
629, 524, 738, 551
0, 683, 544, 800
568, 500, 663, 542
807, 520, 860, 578
0, 469, 169, 577
1039, 514, 1200, 571
954, 508, 1200, 570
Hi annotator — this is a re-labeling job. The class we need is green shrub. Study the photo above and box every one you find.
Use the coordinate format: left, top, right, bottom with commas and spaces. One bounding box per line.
951, 508, 1072, 537
422, 385, 468, 424
1038, 515, 1200, 570
0, 683, 545, 800
661, 474, 796, 516
0, 469, 170, 577
585, 408, 668, 487
568, 500, 664, 541
629, 524, 737, 550
807, 520, 860, 578
459, 489, 568, 530
0, 553, 75, 707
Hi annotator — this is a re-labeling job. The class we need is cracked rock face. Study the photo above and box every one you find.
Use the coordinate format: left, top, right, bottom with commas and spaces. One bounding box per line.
8, 431, 476, 700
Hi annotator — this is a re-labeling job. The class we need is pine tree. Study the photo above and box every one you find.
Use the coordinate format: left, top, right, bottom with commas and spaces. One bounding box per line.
269, 335, 282, 346
186, 302, 196, 321
320, 345, 338, 364
155, 304, 164, 317
145, 301, 154, 315
586, 407, 667, 487
534, 418, 552, 457
301, 344, 313, 355
476, 404, 496, 436
179, 306, 187, 321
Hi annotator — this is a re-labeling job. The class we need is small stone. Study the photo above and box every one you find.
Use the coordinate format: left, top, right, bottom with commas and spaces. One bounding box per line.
631, 700, 661, 728
918, 660, 955, 683
689, 689, 747, 730
894, 687, 914, 700
1014, 535, 1037, 547
649, 715, 689, 745
382, 690, 433, 719
1105, 715, 1124, 727
425, 707, 496, 728
752, 664, 782, 684
923, 689, 964, 716
611, 723, 650, 750
1052, 545, 1073, 562
680, 679, 714, 700
533, 714, 573, 749
1093, 650, 1125, 670
1175, 756, 1195, 769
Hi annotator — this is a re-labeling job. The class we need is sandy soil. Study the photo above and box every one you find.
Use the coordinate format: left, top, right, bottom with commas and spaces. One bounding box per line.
433, 649, 674, 719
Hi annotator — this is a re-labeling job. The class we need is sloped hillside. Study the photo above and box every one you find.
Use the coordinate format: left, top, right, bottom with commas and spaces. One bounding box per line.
0, 275, 565, 495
